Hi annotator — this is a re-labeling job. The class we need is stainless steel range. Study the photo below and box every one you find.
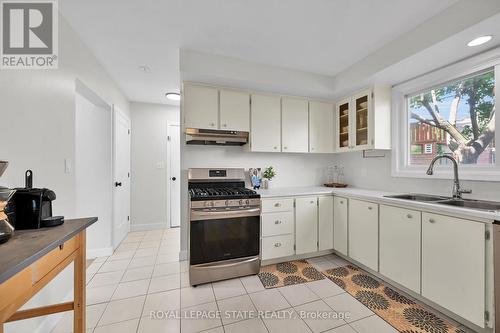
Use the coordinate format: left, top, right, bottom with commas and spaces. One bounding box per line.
188, 168, 261, 286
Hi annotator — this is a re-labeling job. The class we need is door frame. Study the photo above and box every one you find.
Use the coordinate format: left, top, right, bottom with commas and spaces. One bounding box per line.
112, 105, 131, 248
166, 120, 180, 228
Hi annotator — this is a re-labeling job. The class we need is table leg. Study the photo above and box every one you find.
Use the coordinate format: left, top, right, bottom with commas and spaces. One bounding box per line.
73, 231, 86, 332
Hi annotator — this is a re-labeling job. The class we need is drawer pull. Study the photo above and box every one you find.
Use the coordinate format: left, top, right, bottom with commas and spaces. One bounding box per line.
310, 201, 315, 204
59, 244, 64, 250
274, 242, 282, 248
407, 214, 413, 219
340, 201, 344, 204
273, 146, 278, 150
429, 218, 436, 223
274, 220, 282, 225
368, 206, 373, 210
274, 203, 281, 207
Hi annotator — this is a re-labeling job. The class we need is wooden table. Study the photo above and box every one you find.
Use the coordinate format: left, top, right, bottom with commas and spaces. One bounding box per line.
0, 218, 97, 333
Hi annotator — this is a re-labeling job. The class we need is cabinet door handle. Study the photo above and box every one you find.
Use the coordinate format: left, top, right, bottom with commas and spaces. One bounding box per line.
210, 122, 215, 126
274, 203, 281, 207
429, 218, 436, 223
274, 242, 282, 248
407, 214, 413, 219
368, 206, 373, 210
274, 220, 282, 225
310, 201, 315, 204
273, 146, 278, 150
311, 147, 315, 151
222, 123, 227, 127
283, 146, 288, 150
340, 201, 344, 204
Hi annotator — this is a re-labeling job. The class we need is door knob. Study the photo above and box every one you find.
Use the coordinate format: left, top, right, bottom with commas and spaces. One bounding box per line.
171, 177, 176, 181
115, 182, 122, 187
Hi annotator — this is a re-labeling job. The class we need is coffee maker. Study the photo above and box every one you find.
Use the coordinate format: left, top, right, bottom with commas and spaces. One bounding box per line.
0, 161, 15, 244
9, 170, 64, 229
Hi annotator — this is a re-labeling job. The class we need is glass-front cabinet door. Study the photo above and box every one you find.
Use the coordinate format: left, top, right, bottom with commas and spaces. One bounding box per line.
352, 90, 371, 150
336, 99, 351, 151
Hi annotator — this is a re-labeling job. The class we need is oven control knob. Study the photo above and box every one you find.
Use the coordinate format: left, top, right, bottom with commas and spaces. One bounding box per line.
239, 199, 244, 206
205, 201, 214, 207
245, 199, 250, 205
225, 200, 229, 206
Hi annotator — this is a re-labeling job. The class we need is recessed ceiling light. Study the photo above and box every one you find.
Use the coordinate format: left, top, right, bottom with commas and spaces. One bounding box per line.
138, 65, 151, 72
467, 35, 493, 47
165, 92, 181, 101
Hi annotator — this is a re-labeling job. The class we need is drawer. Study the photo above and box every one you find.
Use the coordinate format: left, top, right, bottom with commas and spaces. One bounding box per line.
262, 198, 294, 213
262, 211, 294, 237
262, 234, 294, 260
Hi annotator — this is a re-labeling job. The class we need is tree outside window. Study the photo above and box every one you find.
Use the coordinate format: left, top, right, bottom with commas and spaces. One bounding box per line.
408, 70, 495, 165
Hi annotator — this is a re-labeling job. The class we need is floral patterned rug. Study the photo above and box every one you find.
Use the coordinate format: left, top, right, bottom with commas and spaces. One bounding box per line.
258, 260, 325, 288
323, 265, 465, 333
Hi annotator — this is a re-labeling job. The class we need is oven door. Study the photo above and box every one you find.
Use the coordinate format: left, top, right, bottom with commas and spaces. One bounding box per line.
190, 207, 260, 265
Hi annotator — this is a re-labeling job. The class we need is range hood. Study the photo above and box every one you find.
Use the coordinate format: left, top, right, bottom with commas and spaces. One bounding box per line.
185, 128, 249, 146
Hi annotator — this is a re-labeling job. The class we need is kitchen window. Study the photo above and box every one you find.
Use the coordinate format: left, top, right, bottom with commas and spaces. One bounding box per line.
392, 51, 500, 181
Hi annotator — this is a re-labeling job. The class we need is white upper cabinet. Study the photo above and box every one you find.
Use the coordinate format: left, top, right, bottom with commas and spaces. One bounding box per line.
295, 197, 318, 255
348, 199, 379, 271
309, 101, 334, 153
281, 97, 309, 153
336, 98, 351, 152
183, 84, 219, 129
335, 85, 391, 152
421, 213, 485, 328
318, 196, 334, 251
250, 94, 281, 152
219, 89, 250, 132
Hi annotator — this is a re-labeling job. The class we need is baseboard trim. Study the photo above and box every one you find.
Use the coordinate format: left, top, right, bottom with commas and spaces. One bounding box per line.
87, 247, 113, 259
130, 222, 169, 232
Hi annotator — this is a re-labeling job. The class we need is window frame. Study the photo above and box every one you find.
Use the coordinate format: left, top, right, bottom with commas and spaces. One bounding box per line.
392, 49, 500, 181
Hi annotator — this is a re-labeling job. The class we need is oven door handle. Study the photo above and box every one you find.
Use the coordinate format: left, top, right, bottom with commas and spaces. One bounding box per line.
191, 208, 261, 221
192, 256, 260, 269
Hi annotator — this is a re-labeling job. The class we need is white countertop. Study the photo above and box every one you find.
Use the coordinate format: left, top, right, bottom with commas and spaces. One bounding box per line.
257, 186, 500, 223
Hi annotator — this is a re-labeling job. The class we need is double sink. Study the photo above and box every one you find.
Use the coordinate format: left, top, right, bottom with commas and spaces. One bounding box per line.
384, 194, 500, 212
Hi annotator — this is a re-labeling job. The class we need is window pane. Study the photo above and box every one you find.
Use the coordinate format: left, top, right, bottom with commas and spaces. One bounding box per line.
408, 70, 495, 165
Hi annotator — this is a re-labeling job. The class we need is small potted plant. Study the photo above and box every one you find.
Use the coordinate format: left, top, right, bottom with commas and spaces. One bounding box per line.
263, 166, 276, 189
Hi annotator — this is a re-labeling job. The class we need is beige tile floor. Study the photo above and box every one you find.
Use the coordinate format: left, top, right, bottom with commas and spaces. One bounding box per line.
51, 228, 473, 333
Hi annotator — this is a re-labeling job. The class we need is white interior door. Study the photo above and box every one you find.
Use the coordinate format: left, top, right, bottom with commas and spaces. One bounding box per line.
75, 89, 112, 256
113, 107, 131, 248
167, 122, 180, 228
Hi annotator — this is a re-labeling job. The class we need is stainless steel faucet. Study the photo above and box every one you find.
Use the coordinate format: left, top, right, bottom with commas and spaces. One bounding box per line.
426, 154, 472, 199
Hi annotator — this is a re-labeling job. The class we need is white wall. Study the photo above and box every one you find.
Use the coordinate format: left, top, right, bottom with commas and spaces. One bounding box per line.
0, 15, 129, 333
130, 102, 179, 230
334, 151, 500, 201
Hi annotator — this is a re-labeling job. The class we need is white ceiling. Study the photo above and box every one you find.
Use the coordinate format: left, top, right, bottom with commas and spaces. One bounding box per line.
59, 0, 459, 105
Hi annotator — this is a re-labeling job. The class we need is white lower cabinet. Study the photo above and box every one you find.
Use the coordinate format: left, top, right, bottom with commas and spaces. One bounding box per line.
318, 196, 334, 251
295, 197, 318, 255
262, 211, 294, 237
262, 234, 294, 260
421, 212, 485, 328
379, 205, 421, 293
348, 199, 378, 271
333, 196, 348, 256
261, 197, 295, 261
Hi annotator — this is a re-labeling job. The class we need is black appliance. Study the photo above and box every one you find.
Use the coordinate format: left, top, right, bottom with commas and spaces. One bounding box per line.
188, 168, 261, 286
9, 170, 64, 229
